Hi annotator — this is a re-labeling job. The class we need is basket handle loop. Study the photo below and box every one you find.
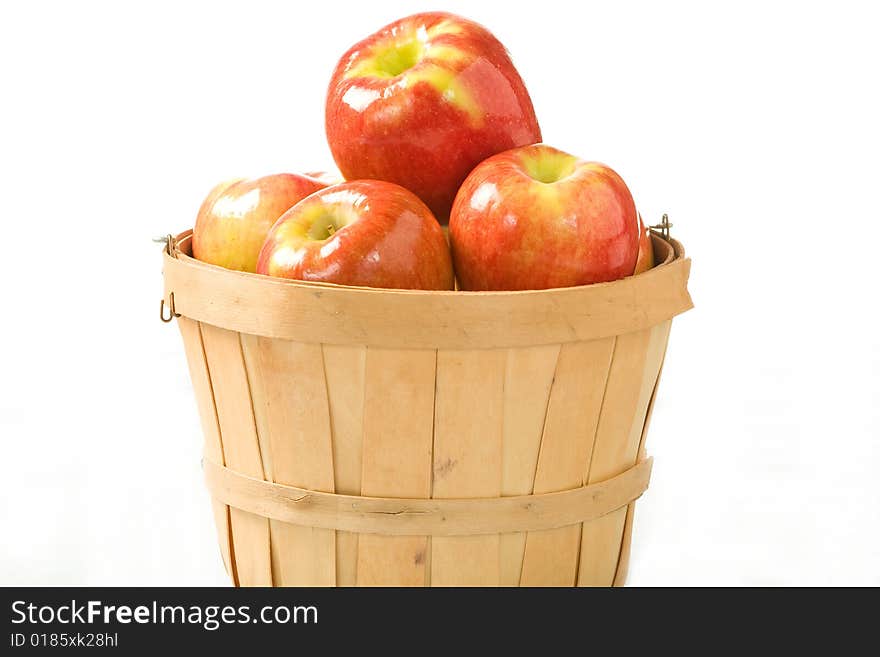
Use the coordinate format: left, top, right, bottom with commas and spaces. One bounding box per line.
649, 213, 673, 240
160, 292, 180, 323
156, 233, 180, 324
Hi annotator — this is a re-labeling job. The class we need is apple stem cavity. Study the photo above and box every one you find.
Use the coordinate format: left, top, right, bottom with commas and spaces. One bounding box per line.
523, 152, 578, 184
307, 213, 343, 241
370, 37, 423, 77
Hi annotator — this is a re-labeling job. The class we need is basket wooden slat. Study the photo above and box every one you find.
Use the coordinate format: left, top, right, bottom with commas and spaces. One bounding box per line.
238, 335, 274, 494
577, 321, 671, 585
498, 344, 559, 585
177, 317, 234, 581
323, 344, 366, 586
248, 337, 337, 586
520, 338, 616, 585
166, 230, 692, 586
611, 324, 672, 586
431, 349, 507, 585
358, 348, 435, 586
199, 324, 271, 586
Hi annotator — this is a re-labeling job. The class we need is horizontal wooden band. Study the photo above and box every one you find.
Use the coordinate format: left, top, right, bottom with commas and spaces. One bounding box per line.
203, 456, 653, 536
163, 230, 692, 349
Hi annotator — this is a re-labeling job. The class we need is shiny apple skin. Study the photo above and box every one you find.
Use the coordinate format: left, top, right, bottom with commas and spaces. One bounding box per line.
449, 144, 639, 291
257, 180, 454, 290
325, 12, 541, 223
193, 173, 329, 272
634, 214, 655, 275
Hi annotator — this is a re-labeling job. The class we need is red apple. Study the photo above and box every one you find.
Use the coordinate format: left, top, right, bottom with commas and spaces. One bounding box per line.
325, 11, 541, 223
193, 173, 329, 272
256, 180, 454, 290
633, 214, 655, 275
449, 144, 639, 290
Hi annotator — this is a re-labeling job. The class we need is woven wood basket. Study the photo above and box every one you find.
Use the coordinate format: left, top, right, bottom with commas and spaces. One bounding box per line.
161, 228, 692, 586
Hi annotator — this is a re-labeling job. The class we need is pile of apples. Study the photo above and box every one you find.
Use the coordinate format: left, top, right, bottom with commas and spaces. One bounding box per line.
193, 12, 654, 291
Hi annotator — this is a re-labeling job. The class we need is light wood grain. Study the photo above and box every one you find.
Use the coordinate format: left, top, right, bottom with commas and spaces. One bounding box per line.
499, 344, 560, 585
322, 344, 366, 587
520, 338, 616, 586
164, 232, 691, 349
243, 336, 337, 586
177, 317, 234, 582
239, 334, 273, 482
203, 456, 653, 535
613, 321, 673, 586
612, 505, 637, 587
357, 348, 435, 586
167, 229, 691, 587
578, 321, 671, 586
199, 323, 271, 586
431, 350, 506, 586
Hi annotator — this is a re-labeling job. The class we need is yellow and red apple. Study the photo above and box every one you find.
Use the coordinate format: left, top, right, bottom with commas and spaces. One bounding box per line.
325, 12, 541, 223
257, 180, 454, 290
193, 173, 330, 272
449, 144, 640, 290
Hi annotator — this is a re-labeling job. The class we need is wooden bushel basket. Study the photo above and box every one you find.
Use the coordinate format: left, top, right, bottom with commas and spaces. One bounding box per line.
161, 227, 692, 586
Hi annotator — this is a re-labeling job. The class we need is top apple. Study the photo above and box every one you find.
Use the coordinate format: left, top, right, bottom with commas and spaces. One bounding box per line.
325, 12, 542, 223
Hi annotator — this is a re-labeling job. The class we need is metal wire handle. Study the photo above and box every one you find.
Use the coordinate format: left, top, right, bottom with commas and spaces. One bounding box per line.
156, 234, 179, 323
649, 213, 673, 240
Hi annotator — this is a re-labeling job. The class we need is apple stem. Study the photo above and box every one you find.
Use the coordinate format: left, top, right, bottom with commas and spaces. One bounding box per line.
327, 224, 336, 237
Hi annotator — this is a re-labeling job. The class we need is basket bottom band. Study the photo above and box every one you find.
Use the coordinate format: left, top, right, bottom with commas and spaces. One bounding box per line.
202, 456, 653, 537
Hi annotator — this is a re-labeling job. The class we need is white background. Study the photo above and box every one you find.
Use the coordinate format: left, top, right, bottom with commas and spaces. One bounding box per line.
1, 0, 878, 586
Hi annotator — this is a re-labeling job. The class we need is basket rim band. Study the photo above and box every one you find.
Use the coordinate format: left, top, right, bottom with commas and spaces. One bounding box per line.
203, 455, 653, 536
163, 230, 692, 349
